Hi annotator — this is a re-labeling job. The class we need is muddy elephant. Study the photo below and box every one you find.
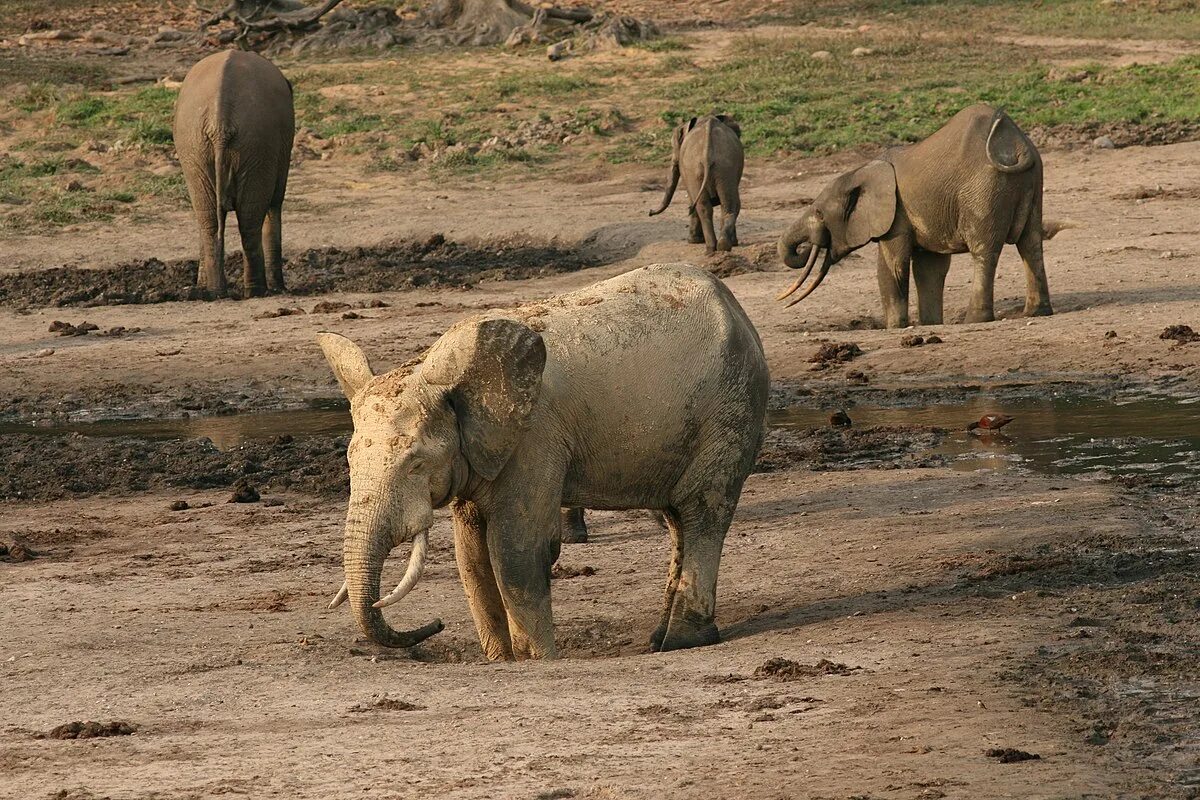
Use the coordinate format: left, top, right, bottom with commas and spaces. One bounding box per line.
649, 114, 744, 253
320, 263, 769, 660
174, 50, 295, 299
778, 103, 1067, 328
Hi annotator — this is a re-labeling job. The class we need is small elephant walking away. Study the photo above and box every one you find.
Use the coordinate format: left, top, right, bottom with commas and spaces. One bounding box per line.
319, 263, 769, 660
175, 50, 295, 299
777, 103, 1068, 328
649, 114, 744, 253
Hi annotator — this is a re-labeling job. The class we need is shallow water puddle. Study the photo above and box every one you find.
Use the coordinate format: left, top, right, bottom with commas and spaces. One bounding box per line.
2, 395, 1197, 483
772, 395, 1200, 482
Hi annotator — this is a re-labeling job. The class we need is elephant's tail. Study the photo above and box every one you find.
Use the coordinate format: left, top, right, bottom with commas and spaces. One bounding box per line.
692, 121, 713, 211
213, 142, 227, 254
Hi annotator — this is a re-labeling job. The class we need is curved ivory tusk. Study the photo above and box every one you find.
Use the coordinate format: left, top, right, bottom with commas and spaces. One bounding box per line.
776, 245, 822, 301
784, 253, 833, 308
329, 581, 349, 609
372, 530, 428, 609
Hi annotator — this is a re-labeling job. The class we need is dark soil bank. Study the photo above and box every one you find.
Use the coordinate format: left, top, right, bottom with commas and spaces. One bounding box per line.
0, 236, 599, 308
0, 424, 946, 502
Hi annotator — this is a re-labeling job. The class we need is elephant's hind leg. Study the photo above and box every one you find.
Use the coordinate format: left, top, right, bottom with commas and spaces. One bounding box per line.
716, 188, 740, 251
687, 206, 705, 244
560, 507, 588, 544
452, 500, 513, 661
913, 250, 951, 326
264, 204, 286, 294
649, 507, 684, 651
1017, 223, 1053, 317
654, 493, 735, 652
236, 204, 269, 298
696, 199, 718, 254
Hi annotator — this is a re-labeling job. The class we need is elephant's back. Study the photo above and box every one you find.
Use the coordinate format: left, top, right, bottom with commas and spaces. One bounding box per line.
175, 50, 293, 143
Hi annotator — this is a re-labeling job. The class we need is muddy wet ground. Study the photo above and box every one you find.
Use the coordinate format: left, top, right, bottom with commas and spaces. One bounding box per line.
3, 10, 1200, 800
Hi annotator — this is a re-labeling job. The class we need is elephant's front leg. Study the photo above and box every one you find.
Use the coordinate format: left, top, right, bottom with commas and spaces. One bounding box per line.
1017, 224, 1053, 318
912, 250, 951, 326
487, 504, 560, 660
452, 500, 513, 661
965, 246, 1002, 323
876, 238, 913, 329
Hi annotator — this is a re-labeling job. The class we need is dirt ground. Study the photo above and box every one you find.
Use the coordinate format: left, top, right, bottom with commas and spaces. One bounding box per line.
2, 6, 1200, 800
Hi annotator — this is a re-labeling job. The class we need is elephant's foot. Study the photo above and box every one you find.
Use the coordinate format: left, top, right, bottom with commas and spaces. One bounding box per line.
1024, 302, 1053, 318
560, 525, 588, 544
653, 621, 719, 653
688, 232, 705, 245
964, 307, 996, 324
244, 283, 268, 299
716, 238, 733, 252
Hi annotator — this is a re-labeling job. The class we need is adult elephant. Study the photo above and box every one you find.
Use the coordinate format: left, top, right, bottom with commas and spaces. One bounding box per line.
777, 104, 1068, 328
174, 50, 295, 299
320, 264, 769, 660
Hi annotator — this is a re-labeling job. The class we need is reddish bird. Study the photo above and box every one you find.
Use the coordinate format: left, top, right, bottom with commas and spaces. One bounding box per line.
967, 413, 1015, 434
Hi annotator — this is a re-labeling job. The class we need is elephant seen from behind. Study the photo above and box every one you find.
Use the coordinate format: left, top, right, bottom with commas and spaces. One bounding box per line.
777, 103, 1068, 328
175, 50, 295, 299
649, 114, 745, 253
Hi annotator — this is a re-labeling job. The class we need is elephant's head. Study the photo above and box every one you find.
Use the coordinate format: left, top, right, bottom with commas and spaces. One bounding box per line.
777, 160, 897, 306
318, 318, 546, 648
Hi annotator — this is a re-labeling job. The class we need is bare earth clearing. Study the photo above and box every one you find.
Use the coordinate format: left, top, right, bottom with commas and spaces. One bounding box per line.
1, 6, 1199, 800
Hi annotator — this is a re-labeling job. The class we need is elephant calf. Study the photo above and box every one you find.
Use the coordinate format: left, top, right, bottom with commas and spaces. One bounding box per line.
320, 263, 769, 660
649, 114, 744, 253
778, 103, 1067, 328
175, 50, 295, 299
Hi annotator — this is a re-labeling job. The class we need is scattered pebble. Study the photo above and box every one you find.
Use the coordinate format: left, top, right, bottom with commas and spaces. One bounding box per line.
850, 46, 873, 57
228, 478, 260, 504
754, 657, 860, 680
810, 50, 832, 60
901, 334, 925, 347
29, 348, 55, 358
1160, 324, 1199, 343
1092, 135, 1116, 150
985, 747, 1041, 764
550, 564, 596, 579
1104, 330, 1118, 339
925, 334, 943, 344
169, 500, 189, 511
341, 311, 365, 320
312, 301, 352, 314
845, 369, 869, 385
830, 411, 852, 428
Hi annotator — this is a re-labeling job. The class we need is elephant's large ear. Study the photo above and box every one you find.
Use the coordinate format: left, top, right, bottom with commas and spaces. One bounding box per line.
671, 118, 696, 160
716, 114, 741, 138
985, 109, 1035, 173
420, 318, 546, 481
817, 160, 897, 255
317, 332, 375, 400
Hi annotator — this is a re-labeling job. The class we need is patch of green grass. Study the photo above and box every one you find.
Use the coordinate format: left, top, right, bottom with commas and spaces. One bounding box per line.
631, 37, 691, 53
51, 86, 176, 147
769, 0, 1200, 40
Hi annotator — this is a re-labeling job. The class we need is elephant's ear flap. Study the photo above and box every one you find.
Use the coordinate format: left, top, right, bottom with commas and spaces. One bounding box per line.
317, 332, 375, 400
420, 318, 546, 481
716, 114, 741, 138
823, 160, 897, 252
985, 109, 1035, 173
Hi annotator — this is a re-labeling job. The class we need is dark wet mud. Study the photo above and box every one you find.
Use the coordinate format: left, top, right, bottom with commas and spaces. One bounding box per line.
0, 235, 599, 308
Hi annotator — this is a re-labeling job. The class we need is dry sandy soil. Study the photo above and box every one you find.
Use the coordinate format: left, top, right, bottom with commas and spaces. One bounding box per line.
2, 10, 1199, 800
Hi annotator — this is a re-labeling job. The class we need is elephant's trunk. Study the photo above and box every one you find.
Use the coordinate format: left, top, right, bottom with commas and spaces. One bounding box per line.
344, 504, 443, 648
648, 162, 680, 216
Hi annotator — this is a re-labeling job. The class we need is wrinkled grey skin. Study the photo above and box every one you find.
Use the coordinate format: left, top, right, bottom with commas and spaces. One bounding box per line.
649, 115, 744, 253
174, 50, 295, 299
778, 104, 1060, 328
319, 263, 769, 660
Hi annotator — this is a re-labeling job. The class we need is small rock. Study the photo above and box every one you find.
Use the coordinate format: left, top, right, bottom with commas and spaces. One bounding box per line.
547, 40, 571, 61
810, 50, 833, 61
830, 411, 852, 427
228, 479, 260, 504
311, 301, 352, 314
64, 179, 87, 192
341, 311, 364, 320
169, 500, 189, 511
900, 334, 925, 347
1092, 136, 1116, 150
850, 46, 873, 57
1104, 330, 1118, 339
30, 348, 54, 358
924, 334, 943, 344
